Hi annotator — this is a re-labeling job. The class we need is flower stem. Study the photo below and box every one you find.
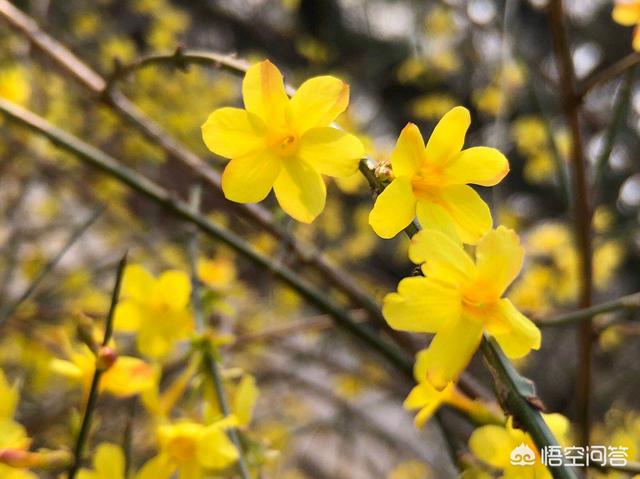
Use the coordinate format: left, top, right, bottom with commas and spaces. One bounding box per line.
67, 252, 127, 479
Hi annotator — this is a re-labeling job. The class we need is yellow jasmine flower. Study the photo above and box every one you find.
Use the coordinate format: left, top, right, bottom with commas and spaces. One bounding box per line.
383, 227, 540, 389
202, 60, 365, 223
613, 1, 640, 51
369, 107, 509, 243
137, 419, 239, 479
77, 443, 125, 479
233, 374, 259, 428
49, 344, 154, 398
469, 414, 570, 479
114, 265, 194, 359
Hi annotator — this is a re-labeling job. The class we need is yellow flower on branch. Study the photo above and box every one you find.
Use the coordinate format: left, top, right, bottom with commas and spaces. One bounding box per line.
369, 107, 509, 242
136, 419, 239, 479
114, 265, 194, 360
383, 226, 540, 389
77, 443, 126, 479
613, 1, 640, 51
202, 60, 365, 223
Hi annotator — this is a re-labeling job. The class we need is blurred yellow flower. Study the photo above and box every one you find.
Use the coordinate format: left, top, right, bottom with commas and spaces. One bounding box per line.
202, 60, 365, 223
369, 107, 509, 243
77, 443, 125, 479
613, 1, 640, 51
136, 419, 238, 479
0, 66, 30, 105
383, 227, 540, 389
410, 93, 457, 121
114, 265, 194, 359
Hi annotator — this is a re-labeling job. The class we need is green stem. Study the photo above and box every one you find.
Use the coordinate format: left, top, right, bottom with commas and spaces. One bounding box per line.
68, 253, 127, 479
539, 291, 640, 327
187, 185, 251, 479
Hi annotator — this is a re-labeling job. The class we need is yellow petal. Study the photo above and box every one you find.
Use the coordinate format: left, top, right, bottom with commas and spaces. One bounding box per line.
443, 147, 509, 187
196, 426, 239, 470
490, 299, 541, 358
94, 443, 125, 478
438, 184, 493, 244
415, 316, 483, 389
634, 25, 640, 51
613, 2, 640, 26
234, 374, 259, 427
135, 455, 174, 479
101, 356, 155, 397
154, 270, 191, 310
297, 127, 364, 177
201, 107, 266, 159
273, 157, 326, 223
242, 60, 289, 126
114, 301, 142, 332
136, 326, 173, 359
409, 228, 474, 284
469, 425, 518, 469
382, 276, 460, 333
121, 265, 154, 302
0, 370, 19, 419
475, 226, 524, 300
221, 151, 282, 203
290, 76, 349, 132
415, 200, 460, 242
391, 123, 425, 177
424, 106, 470, 165
368, 177, 416, 238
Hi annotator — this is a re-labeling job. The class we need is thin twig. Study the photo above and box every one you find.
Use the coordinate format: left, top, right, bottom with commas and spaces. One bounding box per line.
578, 52, 640, 99
187, 185, 251, 479
538, 291, 640, 327
0, 205, 105, 326
68, 252, 128, 479
548, 0, 594, 447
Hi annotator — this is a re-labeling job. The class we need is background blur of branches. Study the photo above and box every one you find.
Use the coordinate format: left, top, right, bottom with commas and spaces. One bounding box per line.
1, 0, 640, 478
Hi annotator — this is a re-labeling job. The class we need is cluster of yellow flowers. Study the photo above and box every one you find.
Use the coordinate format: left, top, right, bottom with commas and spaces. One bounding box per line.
201, 60, 550, 475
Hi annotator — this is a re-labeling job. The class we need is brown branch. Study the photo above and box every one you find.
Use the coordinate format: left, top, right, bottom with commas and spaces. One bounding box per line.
578, 52, 640, 99
548, 0, 594, 447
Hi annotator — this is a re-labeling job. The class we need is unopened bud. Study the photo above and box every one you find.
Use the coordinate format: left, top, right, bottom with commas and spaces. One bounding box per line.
96, 346, 118, 371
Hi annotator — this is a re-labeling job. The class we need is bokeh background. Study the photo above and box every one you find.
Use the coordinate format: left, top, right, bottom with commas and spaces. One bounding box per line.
1, 0, 640, 477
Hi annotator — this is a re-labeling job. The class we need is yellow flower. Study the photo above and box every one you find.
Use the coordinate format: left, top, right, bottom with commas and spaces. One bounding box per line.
50, 344, 154, 398
469, 414, 570, 479
613, 1, 640, 51
369, 107, 509, 242
114, 265, 194, 359
77, 443, 125, 479
383, 227, 540, 389
202, 60, 365, 223
137, 419, 238, 479
197, 257, 236, 290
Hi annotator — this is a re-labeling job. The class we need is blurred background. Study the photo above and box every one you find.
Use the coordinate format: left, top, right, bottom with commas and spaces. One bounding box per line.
1, 0, 640, 477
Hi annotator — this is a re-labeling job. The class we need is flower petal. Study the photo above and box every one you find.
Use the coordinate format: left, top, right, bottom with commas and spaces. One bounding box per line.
443, 146, 509, 187
391, 123, 425, 177
469, 425, 518, 469
242, 60, 289, 125
114, 300, 142, 332
154, 270, 191, 310
273, 157, 326, 223
438, 184, 493, 244
382, 276, 461, 333
490, 299, 541, 358
414, 316, 483, 390
197, 426, 239, 469
408, 228, 474, 284
475, 226, 524, 300
297, 127, 365, 177
415, 200, 459, 242
403, 382, 447, 428
368, 177, 416, 238
201, 107, 266, 158
221, 151, 281, 203
424, 106, 470, 165
121, 265, 154, 301
613, 2, 640, 26
290, 76, 349, 132
93, 443, 125, 477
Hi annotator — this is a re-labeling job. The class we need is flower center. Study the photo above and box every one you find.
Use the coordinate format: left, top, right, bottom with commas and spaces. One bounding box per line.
411, 165, 445, 199
167, 436, 197, 462
275, 133, 299, 157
